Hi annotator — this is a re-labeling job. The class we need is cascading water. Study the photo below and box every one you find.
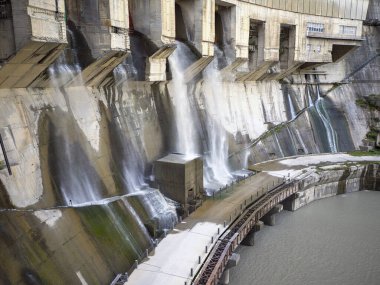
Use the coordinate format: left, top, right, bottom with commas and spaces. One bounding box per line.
306, 76, 338, 152
108, 59, 178, 230
168, 42, 200, 156
202, 47, 234, 191
314, 84, 338, 152
287, 93, 297, 119
48, 27, 83, 88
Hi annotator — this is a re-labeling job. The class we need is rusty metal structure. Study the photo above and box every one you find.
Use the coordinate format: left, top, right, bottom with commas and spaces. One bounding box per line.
193, 181, 300, 285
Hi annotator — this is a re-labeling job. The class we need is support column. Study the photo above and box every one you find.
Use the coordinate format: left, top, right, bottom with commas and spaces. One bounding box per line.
273, 25, 304, 80
237, 20, 278, 82
219, 253, 240, 285
282, 193, 298, 211
76, 0, 130, 87
180, 0, 215, 83
261, 204, 283, 226
241, 221, 264, 246
0, 0, 67, 88
145, 45, 176, 81
130, 0, 175, 81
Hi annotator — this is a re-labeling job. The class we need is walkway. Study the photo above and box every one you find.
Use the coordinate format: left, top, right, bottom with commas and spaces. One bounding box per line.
127, 153, 380, 285
127, 172, 281, 285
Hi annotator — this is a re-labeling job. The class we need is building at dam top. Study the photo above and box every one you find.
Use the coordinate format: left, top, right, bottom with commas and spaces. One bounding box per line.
0, 0, 370, 87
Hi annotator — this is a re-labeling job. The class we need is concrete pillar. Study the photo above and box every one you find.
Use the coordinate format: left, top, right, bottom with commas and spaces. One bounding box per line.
219, 269, 230, 285
235, 14, 250, 60
237, 20, 278, 81
273, 25, 304, 80
241, 230, 255, 246
130, 0, 175, 46
282, 193, 298, 211
81, 0, 130, 86
0, 0, 67, 88
219, 253, 240, 284
241, 221, 264, 246
264, 20, 280, 62
227, 253, 240, 268
129, 0, 175, 81
145, 46, 176, 81
262, 214, 276, 226
174, 0, 215, 82
262, 204, 283, 226
198, 0, 215, 57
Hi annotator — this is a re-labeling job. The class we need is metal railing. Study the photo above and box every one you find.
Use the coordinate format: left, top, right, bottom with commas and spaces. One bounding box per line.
192, 180, 300, 285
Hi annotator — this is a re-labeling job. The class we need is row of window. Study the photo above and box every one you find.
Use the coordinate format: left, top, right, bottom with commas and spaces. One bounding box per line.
306, 22, 357, 36
339, 25, 357, 35
307, 22, 325, 33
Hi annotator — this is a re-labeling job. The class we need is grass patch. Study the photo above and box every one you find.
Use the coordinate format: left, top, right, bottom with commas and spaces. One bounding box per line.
349, 149, 380, 156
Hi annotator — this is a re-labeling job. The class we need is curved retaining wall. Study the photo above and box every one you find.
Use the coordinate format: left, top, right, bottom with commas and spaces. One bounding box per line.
193, 163, 379, 285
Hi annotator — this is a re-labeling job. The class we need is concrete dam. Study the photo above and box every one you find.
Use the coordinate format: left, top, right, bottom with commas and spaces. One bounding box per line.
0, 0, 379, 284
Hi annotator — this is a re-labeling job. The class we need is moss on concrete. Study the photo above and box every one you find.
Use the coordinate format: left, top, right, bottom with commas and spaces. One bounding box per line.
349, 149, 380, 156
78, 201, 152, 274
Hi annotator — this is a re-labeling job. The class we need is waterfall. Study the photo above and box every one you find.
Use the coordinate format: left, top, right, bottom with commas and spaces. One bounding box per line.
306, 76, 338, 153
314, 84, 338, 152
202, 46, 234, 190
168, 42, 200, 156
109, 65, 178, 231
103, 203, 149, 257
287, 92, 297, 119
48, 27, 82, 87
306, 84, 314, 107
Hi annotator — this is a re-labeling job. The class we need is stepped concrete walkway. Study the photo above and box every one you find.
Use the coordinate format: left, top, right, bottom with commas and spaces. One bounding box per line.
127, 153, 380, 285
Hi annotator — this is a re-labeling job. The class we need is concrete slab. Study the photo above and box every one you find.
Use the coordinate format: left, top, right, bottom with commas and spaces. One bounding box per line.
128, 153, 380, 285
127, 172, 277, 285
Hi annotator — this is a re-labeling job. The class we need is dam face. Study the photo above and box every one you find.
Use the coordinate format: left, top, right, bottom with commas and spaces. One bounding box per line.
0, 0, 379, 284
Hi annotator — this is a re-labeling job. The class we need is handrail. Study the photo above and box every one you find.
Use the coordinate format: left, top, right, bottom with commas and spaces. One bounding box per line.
193, 181, 299, 285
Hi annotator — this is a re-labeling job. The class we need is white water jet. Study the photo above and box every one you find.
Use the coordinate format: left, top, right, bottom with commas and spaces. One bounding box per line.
314, 85, 338, 152
306, 76, 338, 153
202, 46, 234, 189
306, 85, 314, 107
168, 42, 200, 156
287, 93, 297, 119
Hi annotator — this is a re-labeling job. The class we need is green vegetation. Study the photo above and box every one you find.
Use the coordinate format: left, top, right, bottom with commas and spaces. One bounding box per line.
349, 149, 380, 157
0, 160, 4, 170
356, 98, 369, 108
366, 129, 379, 141
355, 94, 380, 111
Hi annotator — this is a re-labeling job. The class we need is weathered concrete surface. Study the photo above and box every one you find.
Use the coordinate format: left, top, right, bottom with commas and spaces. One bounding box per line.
0, 0, 67, 88
127, 173, 275, 285
64, 0, 130, 86
0, 196, 152, 284
128, 153, 378, 285
252, 153, 380, 210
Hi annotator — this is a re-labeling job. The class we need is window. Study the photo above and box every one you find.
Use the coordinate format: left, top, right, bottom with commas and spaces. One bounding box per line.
316, 45, 321, 53
306, 44, 312, 52
307, 22, 325, 33
339, 25, 357, 36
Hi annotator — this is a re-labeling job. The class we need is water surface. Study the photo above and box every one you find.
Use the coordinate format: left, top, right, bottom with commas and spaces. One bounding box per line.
230, 191, 380, 285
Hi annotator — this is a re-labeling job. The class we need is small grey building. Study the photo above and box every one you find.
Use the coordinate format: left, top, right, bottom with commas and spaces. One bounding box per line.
154, 154, 203, 206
